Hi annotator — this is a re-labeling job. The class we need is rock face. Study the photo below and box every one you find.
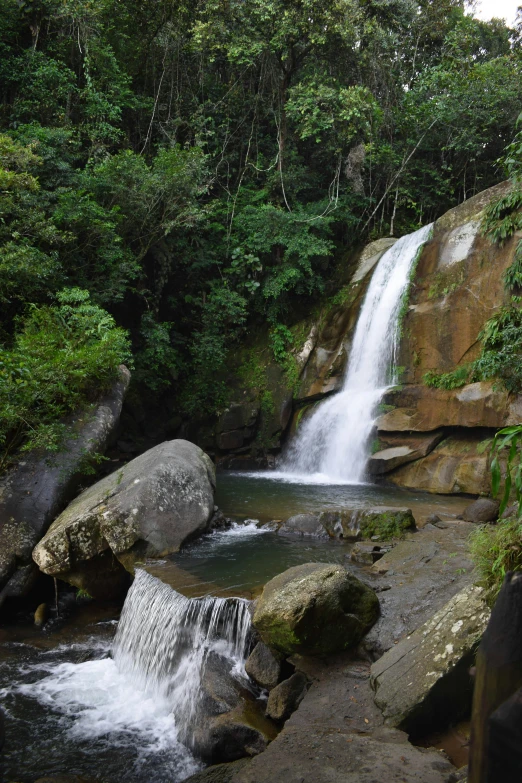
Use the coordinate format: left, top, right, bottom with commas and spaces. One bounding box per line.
0, 367, 130, 605
253, 563, 379, 656
387, 432, 492, 495
369, 431, 445, 475
370, 584, 490, 737
32, 439, 215, 597
462, 498, 499, 523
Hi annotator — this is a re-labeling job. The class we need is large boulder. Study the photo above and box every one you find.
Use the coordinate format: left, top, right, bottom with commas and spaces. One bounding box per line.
252, 563, 379, 656
0, 367, 130, 605
370, 584, 490, 737
32, 439, 216, 597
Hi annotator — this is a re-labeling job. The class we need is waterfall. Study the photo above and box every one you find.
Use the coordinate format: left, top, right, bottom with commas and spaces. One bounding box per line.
113, 569, 252, 747
283, 224, 433, 483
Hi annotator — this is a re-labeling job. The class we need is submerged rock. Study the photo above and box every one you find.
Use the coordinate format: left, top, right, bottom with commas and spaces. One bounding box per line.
0, 367, 130, 606
252, 563, 379, 656
265, 672, 308, 722
370, 584, 490, 737
245, 642, 283, 691
278, 514, 327, 538
32, 439, 216, 597
461, 498, 499, 523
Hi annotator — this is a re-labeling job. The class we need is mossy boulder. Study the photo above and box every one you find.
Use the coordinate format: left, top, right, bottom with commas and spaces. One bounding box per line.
252, 563, 379, 656
320, 507, 415, 541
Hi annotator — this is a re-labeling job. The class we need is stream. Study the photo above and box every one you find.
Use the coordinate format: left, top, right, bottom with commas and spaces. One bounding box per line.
0, 473, 468, 783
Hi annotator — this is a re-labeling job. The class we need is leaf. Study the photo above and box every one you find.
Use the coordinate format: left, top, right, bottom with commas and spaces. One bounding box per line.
491, 455, 501, 498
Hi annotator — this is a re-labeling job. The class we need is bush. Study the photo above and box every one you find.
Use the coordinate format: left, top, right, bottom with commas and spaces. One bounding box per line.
0, 288, 130, 470
470, 518, 522, 601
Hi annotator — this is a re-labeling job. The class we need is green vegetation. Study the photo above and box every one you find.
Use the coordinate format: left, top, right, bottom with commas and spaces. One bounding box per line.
0, 0, 521, 463
469, 425, 522, 601
359, 509, 415, 541
470, 519, 522, 601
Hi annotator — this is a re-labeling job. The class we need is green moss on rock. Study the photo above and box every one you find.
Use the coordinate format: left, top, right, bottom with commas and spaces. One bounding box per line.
253, 563, 380, 656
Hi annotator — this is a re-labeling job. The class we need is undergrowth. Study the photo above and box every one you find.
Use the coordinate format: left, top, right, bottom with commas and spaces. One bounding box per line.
469, 518, 522, 602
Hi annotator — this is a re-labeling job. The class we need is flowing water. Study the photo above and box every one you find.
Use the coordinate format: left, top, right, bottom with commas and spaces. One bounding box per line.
283, 224, 433, 482
0, 570, 253, 782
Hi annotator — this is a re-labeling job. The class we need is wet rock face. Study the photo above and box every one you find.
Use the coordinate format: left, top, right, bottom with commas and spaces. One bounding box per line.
253, 563, 379, 656
0, 367, 130, 605
461, 498, 499, 523
32, 439, 216, 597
370, 584, 490, 737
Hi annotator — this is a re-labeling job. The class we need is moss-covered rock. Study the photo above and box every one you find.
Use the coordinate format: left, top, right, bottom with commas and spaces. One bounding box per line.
319, 507, 415, 541
252, 563, 379, 656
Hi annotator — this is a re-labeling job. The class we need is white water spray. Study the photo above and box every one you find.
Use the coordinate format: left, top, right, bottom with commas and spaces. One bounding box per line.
113, 569, 252, 747
283, 224, 433, 483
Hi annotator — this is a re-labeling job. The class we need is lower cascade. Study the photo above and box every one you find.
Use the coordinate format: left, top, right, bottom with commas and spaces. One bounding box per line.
113, 569, 253, 749
282, 223, 433, 483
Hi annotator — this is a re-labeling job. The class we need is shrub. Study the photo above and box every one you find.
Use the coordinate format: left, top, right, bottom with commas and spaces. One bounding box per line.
0, 288, 130, 470
469, 519, 522, 601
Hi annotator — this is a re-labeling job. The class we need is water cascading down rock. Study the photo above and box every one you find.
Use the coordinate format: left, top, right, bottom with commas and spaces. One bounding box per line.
282, 225, 433, 481
113, 569, 275, 763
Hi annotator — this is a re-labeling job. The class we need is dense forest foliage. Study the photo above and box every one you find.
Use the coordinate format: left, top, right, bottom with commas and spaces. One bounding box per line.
0, 0, 521, 463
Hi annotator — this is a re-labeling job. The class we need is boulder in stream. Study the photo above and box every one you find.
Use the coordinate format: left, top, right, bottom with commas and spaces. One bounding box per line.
245, 642, 283, 691
253, 563, 379, 656
370, 584, 490, 736
32, 439, 216, 597
278, 514, 327, 538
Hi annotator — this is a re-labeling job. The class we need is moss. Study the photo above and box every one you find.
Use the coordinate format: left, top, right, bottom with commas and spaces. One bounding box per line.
359, 509, 415, 541
427, 263, 466, 300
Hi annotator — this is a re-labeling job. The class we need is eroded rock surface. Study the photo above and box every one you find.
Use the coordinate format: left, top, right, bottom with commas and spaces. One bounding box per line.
253, 563, 379, 656
278, 514, 327, 538
265, 672, 308, 722
32, 439, 215, 597
370, 585, 490, 737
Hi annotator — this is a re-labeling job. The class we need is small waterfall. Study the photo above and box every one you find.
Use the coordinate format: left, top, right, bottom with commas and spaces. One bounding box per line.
283, 224, 433, 482
113, 569, 252, 747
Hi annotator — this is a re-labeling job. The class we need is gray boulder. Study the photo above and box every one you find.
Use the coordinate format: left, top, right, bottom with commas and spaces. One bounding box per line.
245, 642, 283, 691
0, 367, 130, 606
265, 672, 308, 722
370, 584, 490, 736
183, 759, 251, 783
462, 498, 500, 523
278, 514, 327, 538
32, 439, 215, 597
253, 563, 379, 656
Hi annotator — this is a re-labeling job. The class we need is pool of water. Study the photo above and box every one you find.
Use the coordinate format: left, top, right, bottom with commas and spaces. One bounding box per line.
152, 522, 352, 599
215, 471, 468, 525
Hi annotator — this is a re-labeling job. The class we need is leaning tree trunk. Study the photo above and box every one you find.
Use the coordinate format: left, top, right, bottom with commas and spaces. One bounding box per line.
468, 571, 522, 783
